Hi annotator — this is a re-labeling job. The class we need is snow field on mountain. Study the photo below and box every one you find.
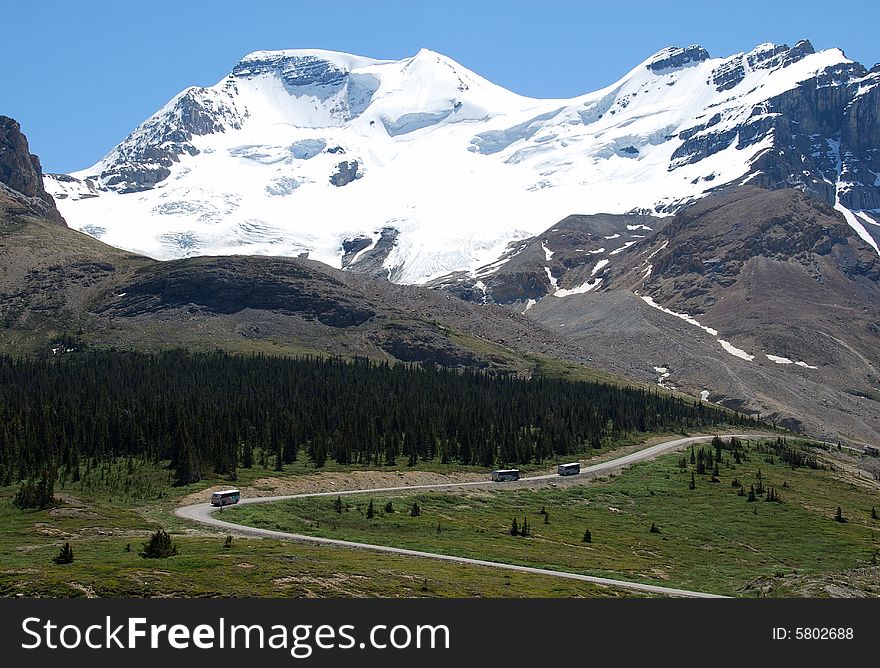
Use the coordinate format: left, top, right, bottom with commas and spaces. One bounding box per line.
46, 44, 878, 283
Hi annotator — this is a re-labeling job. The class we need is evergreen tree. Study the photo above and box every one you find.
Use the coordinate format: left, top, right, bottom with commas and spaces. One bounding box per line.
384, 501, 394, 514
834, 507, 847, 523
872, 506, 877, 521
241, 440, 254, 469
510, 517, 519, 536
274, 441, 284, 472
544, 511, 550, 524
141, 529, 178, 558
53, 542, 74, 565
366, 499, 375, 519
650, 522, 660, 534
582, 529, 592, 543
333, 496, 343, 513
747, 485, 756, 502
689, 472, 696, 490
223, 535, 233, 549
175, 439, 201, 486
410, 501, 421, 517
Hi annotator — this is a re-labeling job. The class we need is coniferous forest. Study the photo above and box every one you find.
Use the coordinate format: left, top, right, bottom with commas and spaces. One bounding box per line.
0, 351, 757, 488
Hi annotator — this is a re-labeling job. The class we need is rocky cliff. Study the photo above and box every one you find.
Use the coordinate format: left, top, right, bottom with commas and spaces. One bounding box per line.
0, 116, 65, 224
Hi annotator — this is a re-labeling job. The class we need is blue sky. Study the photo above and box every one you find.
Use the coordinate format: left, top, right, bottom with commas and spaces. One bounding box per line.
3, 0, 878, 172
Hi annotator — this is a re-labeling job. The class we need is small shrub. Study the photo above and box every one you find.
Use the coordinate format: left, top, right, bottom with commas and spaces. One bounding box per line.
141, 529, 178, 558
53, 542, 74, 565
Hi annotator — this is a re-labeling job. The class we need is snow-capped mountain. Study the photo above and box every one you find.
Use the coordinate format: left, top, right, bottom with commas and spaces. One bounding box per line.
45, 41, 880, 283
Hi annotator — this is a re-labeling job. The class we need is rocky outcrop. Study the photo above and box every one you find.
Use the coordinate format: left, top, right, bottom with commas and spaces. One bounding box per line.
94, 87, 242, 193
98, 257, 376, 327
429, 213, 662, 305
329, 160, 361, 187
343, 226, 400, 278
672, 48, 880, 213
647, 45, 710, 72
0, 116, 65, 224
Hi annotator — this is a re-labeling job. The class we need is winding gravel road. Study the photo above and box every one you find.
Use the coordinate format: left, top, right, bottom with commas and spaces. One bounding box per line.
177, 434, 771, 598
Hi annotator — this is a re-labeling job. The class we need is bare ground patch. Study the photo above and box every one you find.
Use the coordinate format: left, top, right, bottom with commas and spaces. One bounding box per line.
179, 470, 488, 506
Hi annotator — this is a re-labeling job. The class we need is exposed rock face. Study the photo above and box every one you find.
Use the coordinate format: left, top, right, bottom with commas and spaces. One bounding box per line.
0, 116, 65, 224
671, 42, 880, 221
94, 87, 242, 193
343, 227, 400, 279
647, 45, 710, 72
329, 160, 361, 186
430, 213, 662, 305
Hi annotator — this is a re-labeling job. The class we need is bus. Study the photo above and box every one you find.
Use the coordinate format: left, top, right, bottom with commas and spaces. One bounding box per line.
211, 489, 241, 506
491, 469, 520, 482
557, 462, 581, 476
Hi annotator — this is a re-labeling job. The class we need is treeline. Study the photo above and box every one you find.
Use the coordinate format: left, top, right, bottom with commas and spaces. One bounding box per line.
0, 350, 758, 486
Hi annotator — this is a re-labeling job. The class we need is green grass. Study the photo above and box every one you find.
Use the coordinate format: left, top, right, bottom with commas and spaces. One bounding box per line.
3, 438, 689, 598
0, 489, 645, 598
226, 440, 880, 597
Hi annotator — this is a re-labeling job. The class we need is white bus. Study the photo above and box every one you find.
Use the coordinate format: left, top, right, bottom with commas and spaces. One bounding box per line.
557, 462, 581, 476
491, 469, 520, 482
211, 489, 241, 506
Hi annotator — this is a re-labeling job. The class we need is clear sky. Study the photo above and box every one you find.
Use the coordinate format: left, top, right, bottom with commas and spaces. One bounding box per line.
3, 0, 878, 173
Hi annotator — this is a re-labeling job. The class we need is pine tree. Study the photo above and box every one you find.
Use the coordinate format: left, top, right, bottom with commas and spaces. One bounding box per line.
241, 440, 254, 469
53, 542, 74, 565
333, 496, 343, 513
223, 535, 233, 549
747, 485, 756, 502
141, 529, 178, 558
650, 522, 660, 534
834, 507, 847, 523
366, 499, 375, 519
175, 439, 201, 486
690, 446, 696, 465
436, 522, 442, 533
872, 506, 877, 520
384, 501, 394, 514
274, 441, 284, 472
544, 511, 550, 524
510, 517, 519, 536
410, 501, 421, 517
689, 472, 696, 490
582, 528, 592, 543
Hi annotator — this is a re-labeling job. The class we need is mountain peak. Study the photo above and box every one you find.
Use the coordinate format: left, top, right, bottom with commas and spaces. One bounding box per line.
646, 45, 710, 72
